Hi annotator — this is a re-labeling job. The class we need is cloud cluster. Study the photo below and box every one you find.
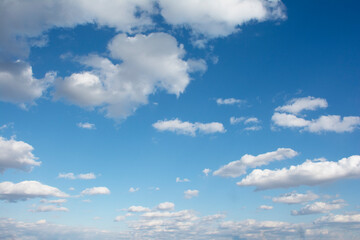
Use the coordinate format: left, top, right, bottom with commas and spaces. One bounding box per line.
230, 116, 262, 131
214, 148, 298, 178
55, 33, 205, 119
0, 181, 68, 202
153, 118, 226, 136
272, 97, 360, 133
272, 191, 319, 204
0, 136, 41, 173
58, 172, 96, 180
291, 200, 346, 216
237, 155, 360, 190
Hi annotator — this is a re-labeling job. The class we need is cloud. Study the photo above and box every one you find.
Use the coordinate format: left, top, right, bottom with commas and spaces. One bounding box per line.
0, 61, 55, 106
214, 148, 298, 178
153, 118, 225, 136
114, 215, 126, 222
0, 181, 68, 202
258, 205, 273, 210
77, 122, 96, 130
128, 206, 151, 213
272, 97, 360, 133
184, 189, 199, 199
158, 0, 286, 38
315, 213, 360, 224
202, 168, 211, 176
216, 98, 245, 106
230, 117, 262, 131
244, 126, 262, 131
275, 96, 328, 115
291, 200, 346, 216
157, 202, 175, 211
58, 172, 96, 180
230, 117, 245, 125
0, 136, 41, 173
81, 187, 110, 195
237, 155, 360, 190
129, 187, 139, 193
176, 177, 190, 183
272, 191, 319, 204
272, 113, 360, 133
244, 117, 260, 124
40, 199, 67, 205
31, 205, 69, 213
55, 33, 205, 119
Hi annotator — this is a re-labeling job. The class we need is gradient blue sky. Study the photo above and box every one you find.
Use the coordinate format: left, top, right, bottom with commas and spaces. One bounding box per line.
0, 0, 360, 239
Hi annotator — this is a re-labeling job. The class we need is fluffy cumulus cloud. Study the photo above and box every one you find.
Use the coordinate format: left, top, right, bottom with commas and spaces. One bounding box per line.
31, 205, 69, 213
291, 200, 346, 216
272, 191, 319, 204
275, 96, 328, 115
272, 97, 360, 133
0, 181, 68, 202
237, 155, 360, 190
184, 189, 199, 199
158, 0, 286, 38
157, 202, 175, 211
214, 148, 298, 178
58, 172, 96, 180
81, 187, 110, 195
202, 168, 211, 176
153, 118, 225, 136
77, 122, 96, 130
315, 213, 360, 224
216, 98, 245, 106
128, 206, 151, 213
0, 136, 41, 173
55, 33, 205, 119
0, 61, 55, 106
129, 187, 139, 193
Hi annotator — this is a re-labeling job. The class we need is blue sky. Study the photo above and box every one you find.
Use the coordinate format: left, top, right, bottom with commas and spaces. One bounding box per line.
0, 0, 360, 239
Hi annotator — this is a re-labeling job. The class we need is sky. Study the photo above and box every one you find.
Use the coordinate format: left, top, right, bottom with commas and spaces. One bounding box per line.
0, 0, 360, 239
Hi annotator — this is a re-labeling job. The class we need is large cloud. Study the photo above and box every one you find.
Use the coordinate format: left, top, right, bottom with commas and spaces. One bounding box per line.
213, 148, 298, 178
237, 155, 360, 190
153, 118, 225, 136
0, 181, 68, 202
0, 136, 41, 173
55, 33, 206, 119
158, 0, 286, 38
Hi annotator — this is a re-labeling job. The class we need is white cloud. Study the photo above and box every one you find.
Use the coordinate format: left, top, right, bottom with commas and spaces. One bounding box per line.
291, 200, 346, 216
214, 148, 298, 178
31, 205, 69, 213
157, 202, 175, 211
40, 199, 67, 205
244, 117, 260, 124
55, 33, 205, 119
114, 215, 126, 222
0, 136, 41, 173
275, 96, 328, 114
0, 61, 55, 106
258, 205, 273, 210
176, 177, 190, 183
237, 155, 360, 190
58, 172, 96, 180
315, 213, 360, 224
129, 187, 139, 193
77, 122, 96, 130
128, 206, 151, 213
230, 117, 245, 125
244, 126, 262, 131
184, 189, 199, 199
158, 0, 286, 38
153, 118, 225, 136
81, 187, 110, 195
216, 98, 245, 105
272, 191, 319, 204
202, 168, 211, 176
0, 181, 68, 202
272, 113, 360, 133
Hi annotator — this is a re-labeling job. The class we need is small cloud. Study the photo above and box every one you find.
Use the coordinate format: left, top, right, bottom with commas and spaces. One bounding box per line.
176, 177, 190, 183
216, 98, 245, 106
258, 205, 273, 210
157, 202, 175, 211
114, 215, 126, 222
129, 187, 139, 193
30, 205, 69, 213
77, 122, 96, 130
202, 168, 211, 176
184, 189, 199, 199
128, 206, 150, 213
81, 187, 110, 196
58, 172, 96, 180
